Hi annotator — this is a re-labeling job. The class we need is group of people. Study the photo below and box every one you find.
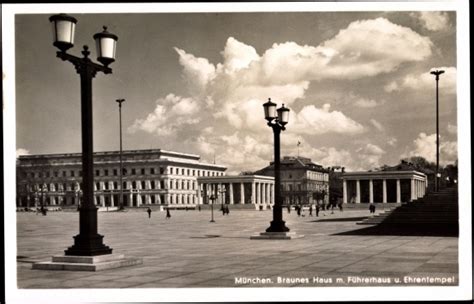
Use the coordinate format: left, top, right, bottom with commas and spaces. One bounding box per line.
146, 205, 231, 219
288, 201, 344, 218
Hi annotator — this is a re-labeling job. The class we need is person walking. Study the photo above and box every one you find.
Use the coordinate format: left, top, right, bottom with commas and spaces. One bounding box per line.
225, 205, 230, 215
166, 208, 171, 219
198, 205, 201, 212
147, 207, 152, 218
296, 205, 301, 217
316, 204, 320, 217
309, 204, 313, 216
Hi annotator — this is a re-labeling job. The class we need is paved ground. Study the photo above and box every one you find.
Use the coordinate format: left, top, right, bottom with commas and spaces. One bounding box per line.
16, 208, 458, 289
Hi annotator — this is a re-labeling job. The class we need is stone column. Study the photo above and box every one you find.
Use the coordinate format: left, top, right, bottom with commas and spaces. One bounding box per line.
137, 194, 142, 207
343, 180, 347, 204
229, 183, 234, 204
356, 180, 361, 204
270, 184, 274, 205
251, 182, 256, 205
100, 195, 105, 207
369, 179, 374, 203
396, 179, 401, 203
256, 182, 261, 204
410, 179, 415, 201
240, 182, 245, 204
266, 183, 270, 205
165, 194, 170, 205
197, 183, 202, 205
382, 179, 387, 203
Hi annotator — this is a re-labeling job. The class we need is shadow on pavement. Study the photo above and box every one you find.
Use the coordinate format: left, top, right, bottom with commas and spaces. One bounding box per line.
311, 216, 368, 222
333, 224, 458, 237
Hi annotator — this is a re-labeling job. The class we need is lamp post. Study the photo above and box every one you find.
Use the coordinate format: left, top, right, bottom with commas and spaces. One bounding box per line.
209, 194, 216, 222
116, 98, 125, 210
263, 98, 290, 232
49, 13, 118, 256
430, 69, 444, 192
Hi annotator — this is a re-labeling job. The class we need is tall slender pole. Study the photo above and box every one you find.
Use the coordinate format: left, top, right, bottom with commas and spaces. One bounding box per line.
431, 70, 444, 192
266, 125, 289, 232
62, 46, 112, 256
116, 99, 125, 210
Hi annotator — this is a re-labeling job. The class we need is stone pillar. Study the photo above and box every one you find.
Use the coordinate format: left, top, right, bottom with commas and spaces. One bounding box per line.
266, 183, 270, 205
382, 179, 387, 203
356, 180, 361, 204
256, 182, 261, 204
270, 184, 274, 205
100, 195, 105, 207
197, 183, 202, 205
240, 183, 245, 204
343, 180, 347, 204
251, 182, 256, 205
229, 183, 234, 204
165, 194, 170, 205
137, 194, 142, 207
410, 179, 415, 201
396, 179, 401, 203
145, 194, 151, 205
369, 179, 374, 203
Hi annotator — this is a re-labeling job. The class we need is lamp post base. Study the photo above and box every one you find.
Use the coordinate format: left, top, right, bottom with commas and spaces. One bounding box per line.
265, 220, 290, 233
65, 234, 113, 256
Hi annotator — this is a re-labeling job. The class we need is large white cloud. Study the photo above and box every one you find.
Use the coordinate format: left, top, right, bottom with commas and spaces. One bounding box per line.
403, 132, 457, 165
16, 148, 30, 158
129, 94, 201, 136
385, 66, 457, 94
291, 104, 365, 135
131, 17, 434, 173
411, 12, 450, 31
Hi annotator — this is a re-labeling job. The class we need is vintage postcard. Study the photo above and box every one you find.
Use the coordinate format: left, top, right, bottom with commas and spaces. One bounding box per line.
2, 1, 471, 303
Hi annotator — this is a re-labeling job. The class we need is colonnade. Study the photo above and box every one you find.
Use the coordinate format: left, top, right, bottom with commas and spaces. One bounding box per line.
342, 172, 428, 204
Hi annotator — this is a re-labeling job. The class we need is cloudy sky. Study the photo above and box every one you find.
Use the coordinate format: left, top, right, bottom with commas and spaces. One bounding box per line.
15, 10, 457, 174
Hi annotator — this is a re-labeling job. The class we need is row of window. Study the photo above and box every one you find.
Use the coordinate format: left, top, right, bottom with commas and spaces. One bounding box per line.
22, 167, 224, 179
25, 178, 203, 193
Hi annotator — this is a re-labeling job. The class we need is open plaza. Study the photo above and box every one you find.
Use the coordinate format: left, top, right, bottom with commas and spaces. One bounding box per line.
16, 208, 458, 289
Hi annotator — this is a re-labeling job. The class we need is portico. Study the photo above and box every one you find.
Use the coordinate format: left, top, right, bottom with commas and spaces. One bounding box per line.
197, 175, 275, 210
342, 170, 427, 204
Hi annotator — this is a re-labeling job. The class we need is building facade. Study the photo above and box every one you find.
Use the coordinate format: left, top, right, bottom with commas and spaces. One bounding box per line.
341, 170, 428, 204
256, 156, 330, 206
197, 175, 275, 210
16, 149, 226, 209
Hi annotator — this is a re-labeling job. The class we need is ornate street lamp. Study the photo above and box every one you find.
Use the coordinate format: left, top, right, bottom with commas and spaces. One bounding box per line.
49, 13, 118, 256
262, 98, 290, 233
209, 194, 216, 222
116, 98, 125, 210
430, 69, 444, 192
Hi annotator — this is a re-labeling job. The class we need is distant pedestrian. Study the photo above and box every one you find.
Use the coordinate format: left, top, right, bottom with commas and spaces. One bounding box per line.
198, 205, 201, 212
287, 205, 291, 213
185, 206, 188, 211
147, 207, 152, 218
225, 206, 230, 215
222, 206, 226, 215
316, 204, 320, 217
309, 205, 313, 216
166, 208, 171, 219
296, 205, 301, 217
369, 203, 376, 214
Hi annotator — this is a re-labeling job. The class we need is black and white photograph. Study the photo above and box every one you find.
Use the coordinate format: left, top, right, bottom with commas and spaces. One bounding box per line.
2, 1, 472, 303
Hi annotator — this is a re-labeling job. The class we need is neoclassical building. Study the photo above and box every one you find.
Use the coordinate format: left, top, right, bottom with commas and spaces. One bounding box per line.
197, 175, 275, 210
256, 156, 330, 206
341, 170, 428, 204
16, 149, 226, 209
